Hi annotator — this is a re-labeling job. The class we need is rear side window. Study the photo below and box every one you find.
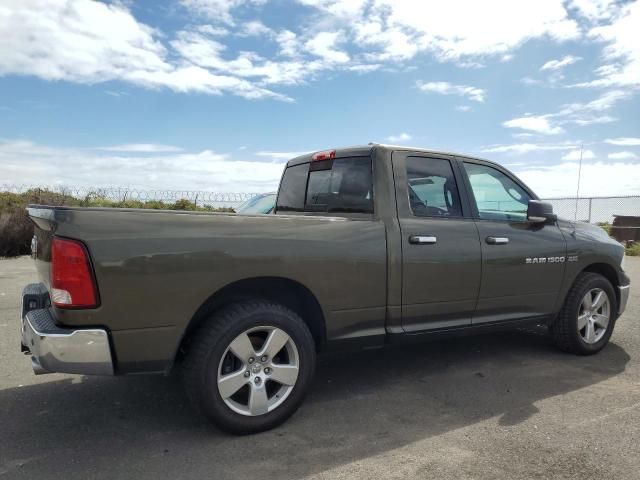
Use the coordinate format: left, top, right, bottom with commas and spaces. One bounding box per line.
406, 157, 463, 217
276, 157, 373, 214
276, 164, 308, 212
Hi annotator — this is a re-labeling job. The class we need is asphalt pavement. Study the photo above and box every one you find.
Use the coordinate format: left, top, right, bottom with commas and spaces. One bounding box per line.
1, 256, 639, 479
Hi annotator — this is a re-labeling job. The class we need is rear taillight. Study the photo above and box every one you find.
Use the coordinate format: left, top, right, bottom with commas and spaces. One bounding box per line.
51, 237, 98, 308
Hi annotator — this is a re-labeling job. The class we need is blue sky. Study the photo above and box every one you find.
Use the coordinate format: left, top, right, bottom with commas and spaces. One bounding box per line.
0, 0, 639, 196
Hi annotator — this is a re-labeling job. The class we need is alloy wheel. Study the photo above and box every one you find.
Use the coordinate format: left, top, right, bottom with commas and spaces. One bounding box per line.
217, 326, 299, 416
577, 288, 610, 344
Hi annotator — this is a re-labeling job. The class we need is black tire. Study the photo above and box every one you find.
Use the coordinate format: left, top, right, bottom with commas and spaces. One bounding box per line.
183, 300, 316, 435
550, 272, 617, 355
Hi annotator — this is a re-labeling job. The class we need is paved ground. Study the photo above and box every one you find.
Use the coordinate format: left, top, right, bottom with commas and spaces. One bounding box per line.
0, 256, 639, 480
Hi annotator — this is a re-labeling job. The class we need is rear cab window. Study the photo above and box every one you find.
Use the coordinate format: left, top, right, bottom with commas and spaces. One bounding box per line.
276, 156, 374, 214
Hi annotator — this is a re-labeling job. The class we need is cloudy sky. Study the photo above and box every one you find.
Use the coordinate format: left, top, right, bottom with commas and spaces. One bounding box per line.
0, 0, 639, 196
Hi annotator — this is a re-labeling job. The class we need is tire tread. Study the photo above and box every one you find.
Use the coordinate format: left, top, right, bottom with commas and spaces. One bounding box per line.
550, 272, 616, 355
183, 300, 315, 434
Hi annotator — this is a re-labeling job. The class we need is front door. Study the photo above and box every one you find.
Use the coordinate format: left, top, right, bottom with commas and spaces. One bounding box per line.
393, 152, 482, 332
459, 159, 567, 324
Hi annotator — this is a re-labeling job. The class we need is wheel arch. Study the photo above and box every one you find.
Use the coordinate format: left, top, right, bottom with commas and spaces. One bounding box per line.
581, 262, 620, 308
174, 276, 327, 367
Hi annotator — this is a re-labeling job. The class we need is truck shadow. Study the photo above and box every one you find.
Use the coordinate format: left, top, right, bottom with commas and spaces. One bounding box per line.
0, 328, 630, 479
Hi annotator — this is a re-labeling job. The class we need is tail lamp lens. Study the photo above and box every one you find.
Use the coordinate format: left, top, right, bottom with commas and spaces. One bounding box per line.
51, 237, 98, 308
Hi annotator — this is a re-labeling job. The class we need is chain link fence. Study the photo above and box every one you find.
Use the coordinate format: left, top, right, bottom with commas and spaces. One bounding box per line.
1, 184, 257, 209
541, 195, 640, 224
2, 184, 639, 222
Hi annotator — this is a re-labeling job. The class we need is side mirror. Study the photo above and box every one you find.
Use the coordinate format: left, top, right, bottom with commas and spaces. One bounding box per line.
527, 200, 557, 223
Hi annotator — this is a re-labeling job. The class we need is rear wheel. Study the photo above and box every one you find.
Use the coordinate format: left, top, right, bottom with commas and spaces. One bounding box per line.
550, 272, 617, 355
184, 300, 316, 434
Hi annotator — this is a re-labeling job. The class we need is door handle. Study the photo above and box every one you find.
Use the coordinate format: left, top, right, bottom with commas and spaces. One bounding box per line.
409, 235, 437, 245
486, 236, 509, 245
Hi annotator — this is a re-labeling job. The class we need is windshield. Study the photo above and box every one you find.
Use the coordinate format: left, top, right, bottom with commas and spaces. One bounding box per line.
236, 194, 276, 214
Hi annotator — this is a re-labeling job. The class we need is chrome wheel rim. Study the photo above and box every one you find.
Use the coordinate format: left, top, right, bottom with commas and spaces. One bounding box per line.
217, 326, 299, 416
578, 288, 611, 344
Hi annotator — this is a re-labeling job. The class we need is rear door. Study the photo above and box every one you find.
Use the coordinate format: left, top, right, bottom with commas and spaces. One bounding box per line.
393, 152, 482, 332
458, 159, 567, 323
275, 153, 388, 342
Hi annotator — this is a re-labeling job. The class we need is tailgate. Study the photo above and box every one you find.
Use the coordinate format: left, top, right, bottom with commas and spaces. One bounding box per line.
27, 206, 57, 289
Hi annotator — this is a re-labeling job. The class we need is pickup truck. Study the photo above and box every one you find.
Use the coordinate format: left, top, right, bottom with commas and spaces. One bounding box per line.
21, 144, 630, 434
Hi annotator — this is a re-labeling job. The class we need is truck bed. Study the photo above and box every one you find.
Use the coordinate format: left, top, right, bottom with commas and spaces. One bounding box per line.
28, 205, 388, 373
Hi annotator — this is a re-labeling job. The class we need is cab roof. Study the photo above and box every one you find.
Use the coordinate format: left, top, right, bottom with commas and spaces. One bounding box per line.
285, 144, 498, 168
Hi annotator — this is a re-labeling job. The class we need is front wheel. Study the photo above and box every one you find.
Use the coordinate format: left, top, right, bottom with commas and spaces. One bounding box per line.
550, 272, 617, 355
183, 300, 316, 434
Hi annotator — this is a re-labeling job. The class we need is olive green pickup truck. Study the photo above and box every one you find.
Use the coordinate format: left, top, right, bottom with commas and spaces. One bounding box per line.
21, 144, 630, 434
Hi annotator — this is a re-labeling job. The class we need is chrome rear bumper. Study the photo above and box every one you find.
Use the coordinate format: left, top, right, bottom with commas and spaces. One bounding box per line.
21, 285, 113, 376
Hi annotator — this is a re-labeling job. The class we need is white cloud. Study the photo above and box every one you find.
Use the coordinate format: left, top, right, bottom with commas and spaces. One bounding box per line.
520, 76, 543, 86
357, 0, 578, 63
0, 0, 287, 101
293, 1, 582, 68
605, 137, 640, 146
298, 0, 368, 19
503, 116, 565, 135
305, 32, 350, 64
97, 144, 184, 153
0, 0, 635, 105
255, 151, 309, 161
416, 81, 486, 102
276, 30, 300, 58
540, 55, 581, 70
0, 0, 168, 82
512, 133, 536, 139
240, 20, 273, 37
348, 64, 382, 73
179, 0, 267, 24
571, 115, 617, 126
568, 0, 618, 21
516, 161, 640, 197
481, 143, 577, 154
0, 139, 284, 192
561, 149, 596, 160
105, 90, 128, 98
576, 89, 629, 111
575, 1, 640, 88
455, 105, 472, 112
503, 89, 629, 134
386, 133, 412, 142
608, 151, 639, 160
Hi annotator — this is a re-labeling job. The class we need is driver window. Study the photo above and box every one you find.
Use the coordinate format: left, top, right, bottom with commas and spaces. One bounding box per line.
463, 162, 530, 222
406, 157, 462, 218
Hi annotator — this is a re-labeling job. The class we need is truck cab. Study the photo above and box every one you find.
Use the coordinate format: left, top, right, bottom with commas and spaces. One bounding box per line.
276, 145, 628, 336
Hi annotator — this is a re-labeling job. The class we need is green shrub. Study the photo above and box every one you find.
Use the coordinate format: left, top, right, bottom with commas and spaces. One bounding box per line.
170, 198, 197, 211
626, 242, 640, 257
597, 222, 611, 235
0, 190, 237, 258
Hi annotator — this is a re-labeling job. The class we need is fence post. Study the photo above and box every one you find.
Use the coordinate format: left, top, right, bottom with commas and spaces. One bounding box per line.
588, 198, 592, 223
